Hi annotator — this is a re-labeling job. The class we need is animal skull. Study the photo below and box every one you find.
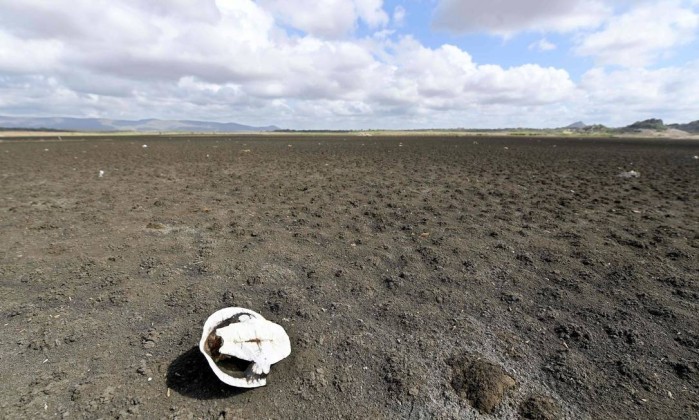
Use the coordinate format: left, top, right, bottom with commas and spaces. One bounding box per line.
199, 307, 291, 388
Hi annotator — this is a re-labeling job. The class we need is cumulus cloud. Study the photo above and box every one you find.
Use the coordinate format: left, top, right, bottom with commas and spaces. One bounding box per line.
578, 62, 699, 123
433, 0, 610, 36
0, 33, 63, 74
0, 0, 696, 129
529, 38, 557, 52
258, 0, 388, 38
575, 1, 699, 67
0, 0, 583, 128
383, 38, 575, 108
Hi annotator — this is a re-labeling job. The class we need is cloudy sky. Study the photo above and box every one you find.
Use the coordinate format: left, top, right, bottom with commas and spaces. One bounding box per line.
0, 0, 698, 129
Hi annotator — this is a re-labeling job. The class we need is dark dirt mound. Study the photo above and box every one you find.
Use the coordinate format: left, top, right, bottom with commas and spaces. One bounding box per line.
449, 354, 516, 414
520, 395, 562, 420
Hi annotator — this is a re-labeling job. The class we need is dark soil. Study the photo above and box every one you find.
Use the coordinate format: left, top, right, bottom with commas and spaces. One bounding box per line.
0, 134, 697, 419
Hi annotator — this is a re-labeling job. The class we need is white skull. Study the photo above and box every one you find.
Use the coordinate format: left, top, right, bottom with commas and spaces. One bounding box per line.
199, 307, 291, 388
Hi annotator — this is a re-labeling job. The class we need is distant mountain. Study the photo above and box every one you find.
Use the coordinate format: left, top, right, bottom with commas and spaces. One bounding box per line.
668, 120, 699, 133
565, 121, 587, 129
0, 116, 279, 132
624, 118, 666, 131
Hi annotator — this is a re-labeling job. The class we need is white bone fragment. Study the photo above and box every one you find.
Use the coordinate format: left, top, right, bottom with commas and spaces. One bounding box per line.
617, 170, 640, 178
199, 307, 291, 388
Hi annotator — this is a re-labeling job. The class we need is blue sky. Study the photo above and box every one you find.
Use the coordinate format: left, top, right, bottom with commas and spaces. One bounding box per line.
0, 0, 698, 129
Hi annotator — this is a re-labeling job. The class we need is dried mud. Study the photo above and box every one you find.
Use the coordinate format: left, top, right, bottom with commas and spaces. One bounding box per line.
0, 135, 697, 419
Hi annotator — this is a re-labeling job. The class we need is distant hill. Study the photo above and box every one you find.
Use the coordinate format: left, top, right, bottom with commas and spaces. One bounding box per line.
0, 116, 279, 133
565, 121, 587, 129
668, 120, 699, 133
580, 124, 611, 133
624, 118, 667, 131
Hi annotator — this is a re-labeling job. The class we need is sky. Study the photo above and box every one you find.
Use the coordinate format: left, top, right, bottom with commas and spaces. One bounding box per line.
0, 0, 698, 129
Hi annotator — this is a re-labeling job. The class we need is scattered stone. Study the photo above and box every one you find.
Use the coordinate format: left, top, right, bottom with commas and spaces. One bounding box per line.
142, 328, 160, 349
519, 395, 562, 420
136, 359, 152, 377
449, 354, 516, 414
501, 292, 522, 304
218, 407, 245, 420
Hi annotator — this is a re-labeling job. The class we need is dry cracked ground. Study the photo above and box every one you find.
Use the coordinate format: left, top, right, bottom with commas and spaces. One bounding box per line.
0, 134, 697, 419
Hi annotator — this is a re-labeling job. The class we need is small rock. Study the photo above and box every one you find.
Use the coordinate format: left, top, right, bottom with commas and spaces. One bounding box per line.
501, 292, 522, 304
142, 328, 160, 344
136, 359, 152, 377
617, 170, 640, 179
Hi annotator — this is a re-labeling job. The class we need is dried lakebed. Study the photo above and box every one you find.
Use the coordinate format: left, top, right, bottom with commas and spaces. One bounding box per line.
0, 134, 697, 418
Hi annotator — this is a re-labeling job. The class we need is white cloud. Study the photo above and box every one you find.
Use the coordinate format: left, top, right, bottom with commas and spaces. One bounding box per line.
529, 38, 557, 52
0, 33, 64, 74
354, 0, 390, 27
575, 1, 699, 67
257, 0, 388, 38
383, 38, 575, 108
393, 5, 406, 26
433, 0, 610, 36
578, 62, 699, 124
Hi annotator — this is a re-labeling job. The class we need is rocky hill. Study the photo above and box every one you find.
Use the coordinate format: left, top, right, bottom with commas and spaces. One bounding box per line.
565, 121, 587, 129
624, 118, 667, 131
668, 120, 699, 133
